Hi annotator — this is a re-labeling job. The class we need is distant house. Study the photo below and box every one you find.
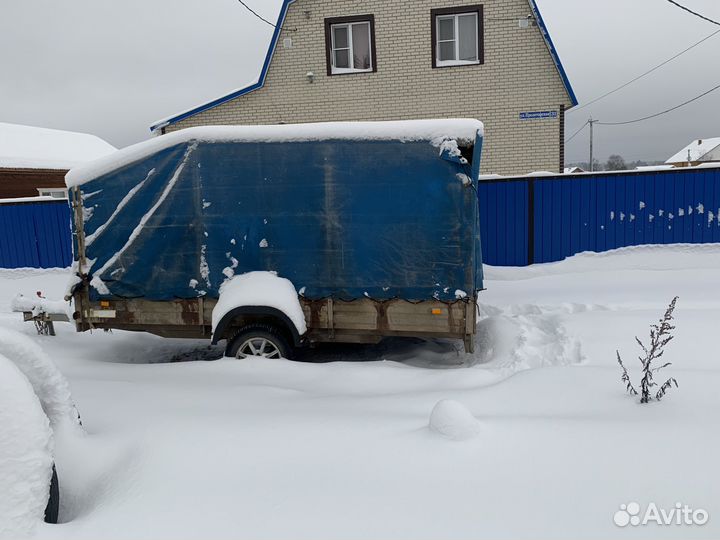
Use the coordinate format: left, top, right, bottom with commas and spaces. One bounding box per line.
564, 166, 584, 174
151, 0, 577, 176
665, 138, 720, 168
0, 123, 116, 199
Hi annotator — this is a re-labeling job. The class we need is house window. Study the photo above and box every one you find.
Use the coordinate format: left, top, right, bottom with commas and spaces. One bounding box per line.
37, 188, 68, 199
431, 6, 484, 68
324, 15, 377, 75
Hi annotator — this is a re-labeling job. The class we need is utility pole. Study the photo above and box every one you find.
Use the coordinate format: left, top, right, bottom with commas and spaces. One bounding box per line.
588, 118, 598, 172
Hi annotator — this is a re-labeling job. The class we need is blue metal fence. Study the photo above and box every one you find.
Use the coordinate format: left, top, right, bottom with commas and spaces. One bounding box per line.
2, 167, 720, 270
0, 201, 72, 269
479, 167, 720, 266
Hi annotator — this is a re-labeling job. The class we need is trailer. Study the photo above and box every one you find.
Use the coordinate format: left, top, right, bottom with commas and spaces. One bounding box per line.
65, 119, 484, 357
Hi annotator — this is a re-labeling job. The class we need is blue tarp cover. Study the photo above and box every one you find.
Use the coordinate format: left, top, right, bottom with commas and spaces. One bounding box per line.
73, 135, 484, 302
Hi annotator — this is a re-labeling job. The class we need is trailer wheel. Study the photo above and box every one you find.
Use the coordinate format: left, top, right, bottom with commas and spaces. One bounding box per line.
226, 324, 294, 360
44, 464, 59, 524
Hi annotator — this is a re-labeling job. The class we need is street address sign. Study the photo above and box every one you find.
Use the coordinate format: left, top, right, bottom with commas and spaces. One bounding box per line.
519, 111, 558, 120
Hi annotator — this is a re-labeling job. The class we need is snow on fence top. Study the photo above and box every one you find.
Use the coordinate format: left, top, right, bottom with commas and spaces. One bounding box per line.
0, 122, 117, 170
0, 196, 60, 205
479, 161, 720, 182
66, 119, 484, 188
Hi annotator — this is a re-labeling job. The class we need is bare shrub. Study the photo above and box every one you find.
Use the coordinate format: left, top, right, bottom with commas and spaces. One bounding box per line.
617, 297, 679, 403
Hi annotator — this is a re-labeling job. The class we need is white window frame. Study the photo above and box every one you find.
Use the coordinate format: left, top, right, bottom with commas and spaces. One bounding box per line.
37, 188, 68, 199
330, 21, 373, 74
435, 12, 480, 67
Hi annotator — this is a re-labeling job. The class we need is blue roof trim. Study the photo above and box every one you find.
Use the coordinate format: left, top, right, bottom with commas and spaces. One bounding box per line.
150, 0, 297, 132
528, 0, 578, 107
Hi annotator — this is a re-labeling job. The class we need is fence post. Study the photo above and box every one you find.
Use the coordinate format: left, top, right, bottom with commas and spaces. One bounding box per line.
527, 178, 535, 265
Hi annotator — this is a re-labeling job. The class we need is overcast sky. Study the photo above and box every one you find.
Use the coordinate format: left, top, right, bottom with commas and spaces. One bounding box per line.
1, 0, 719, 163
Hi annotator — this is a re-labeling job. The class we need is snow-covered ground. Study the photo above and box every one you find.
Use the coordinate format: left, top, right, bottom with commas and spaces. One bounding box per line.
1, 245, 719, 540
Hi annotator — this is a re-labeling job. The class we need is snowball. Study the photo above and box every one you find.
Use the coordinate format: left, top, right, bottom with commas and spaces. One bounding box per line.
429, 400, 482, 441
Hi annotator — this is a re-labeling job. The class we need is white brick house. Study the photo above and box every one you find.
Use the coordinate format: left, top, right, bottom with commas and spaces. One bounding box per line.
152, 0, 577, 175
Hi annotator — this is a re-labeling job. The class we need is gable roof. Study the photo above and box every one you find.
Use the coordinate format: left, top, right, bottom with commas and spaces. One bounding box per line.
527, 0, 578, 107
0, 122, 117, 170
150, 0, 577, 132
666, 138, 720, 164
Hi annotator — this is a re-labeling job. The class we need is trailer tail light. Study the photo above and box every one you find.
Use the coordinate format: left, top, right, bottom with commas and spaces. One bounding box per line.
100, 301, 111, 308
431, 308, 444, 315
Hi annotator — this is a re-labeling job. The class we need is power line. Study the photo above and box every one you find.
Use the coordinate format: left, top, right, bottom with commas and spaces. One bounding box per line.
237, 0, 276, 28
570, 28, 720, 114
597, 82, 720, 126
565, 121, 589, 143
665, 0, 720, 26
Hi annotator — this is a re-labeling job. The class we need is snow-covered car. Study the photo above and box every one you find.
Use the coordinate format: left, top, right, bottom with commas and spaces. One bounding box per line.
0, 328, 83, 534
0, 353, 59, 532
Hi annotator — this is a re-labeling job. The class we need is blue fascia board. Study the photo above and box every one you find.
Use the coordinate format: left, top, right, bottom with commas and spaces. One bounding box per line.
528, 0, 578, 108
150, 0, 296, 132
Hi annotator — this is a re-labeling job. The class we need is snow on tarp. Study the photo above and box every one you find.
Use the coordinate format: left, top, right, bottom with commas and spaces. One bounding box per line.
70, 120, 484, 303
212, 272, 307, 335
0, 328, 82, 432
66, 119, 484, 187
0, 354, 54, 537
0, 122, 116, 170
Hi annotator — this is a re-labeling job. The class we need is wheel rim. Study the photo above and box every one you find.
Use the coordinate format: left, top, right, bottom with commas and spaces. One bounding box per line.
236, 337, 282, 359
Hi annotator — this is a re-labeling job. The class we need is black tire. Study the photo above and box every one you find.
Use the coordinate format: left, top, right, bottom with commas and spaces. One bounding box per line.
44, 464, 59, 524
226, 324, 294, 360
